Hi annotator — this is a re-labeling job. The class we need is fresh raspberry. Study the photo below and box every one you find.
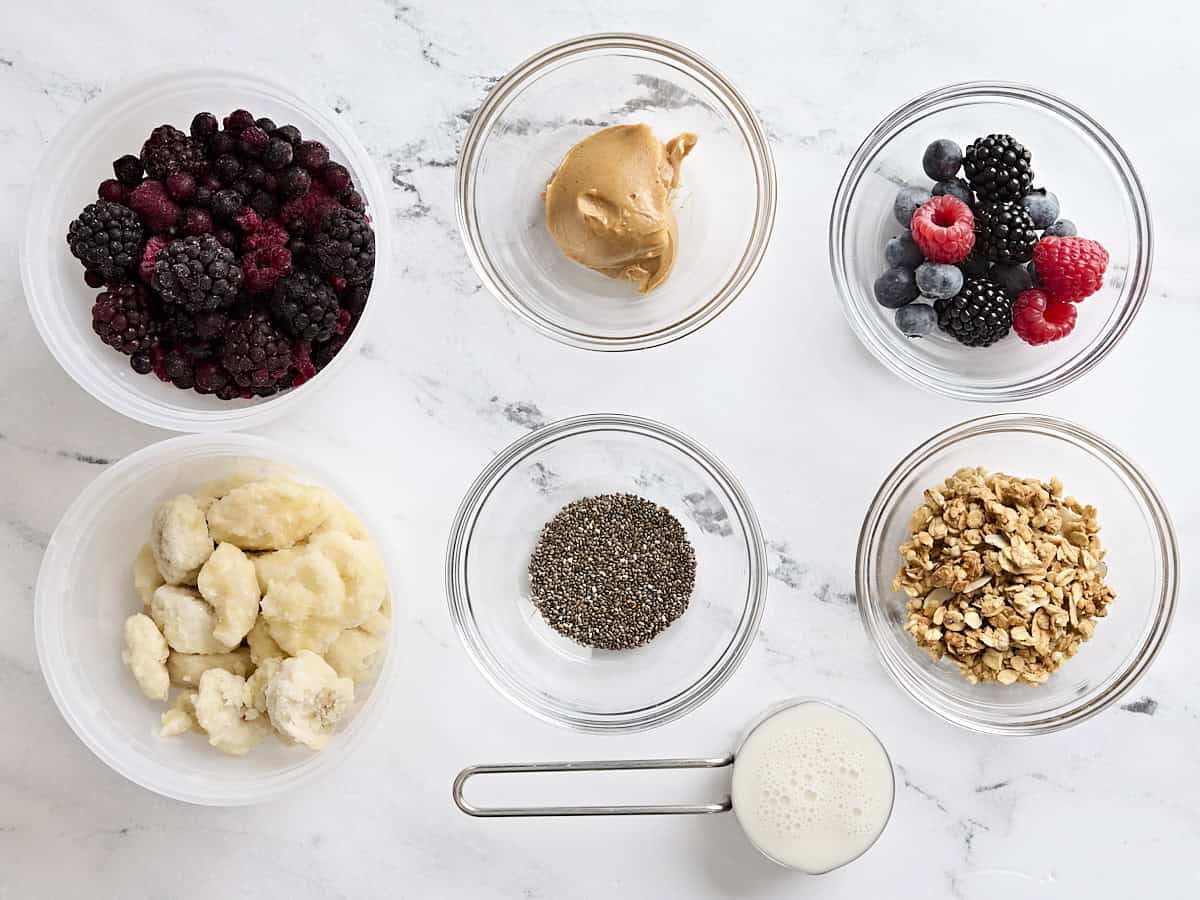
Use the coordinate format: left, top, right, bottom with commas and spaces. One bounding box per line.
1013, 289, 1077, 345
242, 246, 293, 294
139, 236, 170, 283
1032, 237, 1108, 303
910, 196, 975, 263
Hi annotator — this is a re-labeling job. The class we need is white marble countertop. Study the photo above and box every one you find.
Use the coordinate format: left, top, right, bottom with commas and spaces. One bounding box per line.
1, 1, 1197, 897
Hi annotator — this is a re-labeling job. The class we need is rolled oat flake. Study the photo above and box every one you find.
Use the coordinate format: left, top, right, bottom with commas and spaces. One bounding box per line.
528, 493, 697, 650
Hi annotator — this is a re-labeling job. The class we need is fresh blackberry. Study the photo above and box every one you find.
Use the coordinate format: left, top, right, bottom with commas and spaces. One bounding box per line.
974, 201, 1038, 264
962, 134, 1033, 203
152, 234, 243, 313
67, 201, 144, 279
311, 207, 375, 285
140, 125, 207, 179
270, 269, 340, 341
91, 283, 159, 355
222, 312, 294, 392
935, 277, 1012, 347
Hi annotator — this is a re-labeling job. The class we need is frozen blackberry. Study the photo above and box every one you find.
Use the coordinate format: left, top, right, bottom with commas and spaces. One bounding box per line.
222, 312, 294, 392
67, 201, 144, 279
161, 307, 232, 359
162, 348, 197, 389
974, 201, 1038, 264
270, 269, 340, 342
91, 283, 159, 355
140, 125, 207, 179
112, 154, 144, 187
211, 189, 243, 221
935, 277, 1012, 347
311, 207, 375, 285
152, 234, 243, 313
963, 134, 1033, 203
194, 360, 239, 399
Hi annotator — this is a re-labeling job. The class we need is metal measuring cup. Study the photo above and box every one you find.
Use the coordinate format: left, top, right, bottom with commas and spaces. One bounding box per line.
453, 698, 896, 874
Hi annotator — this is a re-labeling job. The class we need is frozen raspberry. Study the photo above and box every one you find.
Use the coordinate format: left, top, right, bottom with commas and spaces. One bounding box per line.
1032, 236, 1109, 303
239, 126, 269, 158
910, 196, 975, 264
290, 340, 318, 387
295, 140, 330, 172
223, 109, 256, 134
98, 179, 126, 203
139, 235, 170, 283
128, 180, 181, 234
182, 207, 213, 236
242, 245, 293, 294
165, 173, 196, 202
279, 180, 339, 230
243, 220, 289, 252
1013, 289, 1077, 345
235, 208, 264, 234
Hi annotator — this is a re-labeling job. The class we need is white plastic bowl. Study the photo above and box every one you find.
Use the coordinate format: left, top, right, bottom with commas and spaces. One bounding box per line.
35, 433, 401, 805
21, 68, 391, 432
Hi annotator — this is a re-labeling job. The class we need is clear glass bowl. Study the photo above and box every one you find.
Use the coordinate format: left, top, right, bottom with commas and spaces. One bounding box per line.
34, 434, 401, 805
857, 414, 1178, 734
456, 34, 776, 351
445, 414, 767, 732
21, 67, 391, 431
830, 82, 1152, 401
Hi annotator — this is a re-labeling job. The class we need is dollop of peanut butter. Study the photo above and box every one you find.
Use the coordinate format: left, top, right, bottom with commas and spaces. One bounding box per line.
544, 124, 697, 293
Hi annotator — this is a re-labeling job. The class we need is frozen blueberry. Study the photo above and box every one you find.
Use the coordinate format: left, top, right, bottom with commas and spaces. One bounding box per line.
922, 139, 963, 181
895, 302, 937, 338
932, 178, 974, 207
915, 262, 963, 300
959, 251, 989, 278
885, 231, 923, 269
1021, 189, 1060, 229
893, 186, 932, 228
1043, 219, 1077, 237
990, 262, 1034, 299
874, 266, 919, 309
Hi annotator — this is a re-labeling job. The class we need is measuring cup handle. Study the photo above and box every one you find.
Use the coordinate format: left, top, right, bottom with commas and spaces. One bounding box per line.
453, 754, 736, 817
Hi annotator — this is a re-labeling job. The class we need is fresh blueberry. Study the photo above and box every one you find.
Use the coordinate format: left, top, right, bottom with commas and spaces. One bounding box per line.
959, 251, 989, 278
895, 302, 937, 338
1026, 260, 1040, 286
932, 178, 974, 207
915, 262, 963, 300
874, 266, 919, 309
990, 262, 1033, 299
885, 231, 923, 269
1021, 189, 1060, 228
1043, 219, 1077, 237
893, 186, 932, 228
922, 139, 963, 181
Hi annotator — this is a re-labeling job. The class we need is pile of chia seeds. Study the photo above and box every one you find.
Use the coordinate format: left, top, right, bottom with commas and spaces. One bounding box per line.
528, 493, 697, 650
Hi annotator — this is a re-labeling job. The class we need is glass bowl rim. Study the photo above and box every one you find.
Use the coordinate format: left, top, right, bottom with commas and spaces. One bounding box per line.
855, 412, 1179, 735
455, 32, 778, 352
828, 80, 1153, 402
444, 413, 768, 733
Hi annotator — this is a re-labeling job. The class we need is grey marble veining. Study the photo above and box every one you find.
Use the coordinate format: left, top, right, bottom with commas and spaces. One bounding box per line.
1, 0, 1198, 897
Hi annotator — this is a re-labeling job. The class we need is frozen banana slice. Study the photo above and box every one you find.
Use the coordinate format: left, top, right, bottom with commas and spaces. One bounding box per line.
160, 690, 200, 737
243, 656, 282, 719
264, 651, 353, 751
150, 585, 230, 654
194, 669, 272, 756
246, 618, 285, 665
190, 471, 259, 514
166, 648, 254, 687
150, 494, 213, 586
207, 479, 332, 551
197, 542, 261, 647
259, 550, 347, 655
122, 613, 169, 701
133, 543, 164, 609
325, 626, 386, 684
307, 530, 387, 629
250, 547, 302, 595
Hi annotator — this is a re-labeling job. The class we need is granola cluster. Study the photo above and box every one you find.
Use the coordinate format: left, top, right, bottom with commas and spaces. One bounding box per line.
893, 467, 1115, 686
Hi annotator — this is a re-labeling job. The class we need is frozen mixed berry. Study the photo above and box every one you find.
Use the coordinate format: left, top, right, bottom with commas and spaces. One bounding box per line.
873, 266, 919, 309
223, 109, 256, 134
1043, 219, 1077, 238
1013, 289, 1077, 345
319, 162, 353, 197
963, 134, 1033, 203
295, 140, 330, 172
1032, 236, 1108, 303
910, 195, 975, 264
208, 130, 236, 157
935, 277, 1012, 347
277, 167, 311, 200
153, 234, 243, 313
239, 125, 269, 157
885, 231, 923, 269
915, 262, 963, 300
243, 219, 289, 252
140, 125, 206, 179
922, 139, 963, 181
91, 283, 159, 355
128, 180, 180, 234
112, 154, 144, 187
67, 201, 144, 279
932, 178, 974, 207
989, 262, 1034, 299
211, 188, 243, 221
311, 207, 375, 285
263, 138, 293, 171
182, 207, 213, 236
98, 179, 126, 203
190, 112, 218, 141
243, 245, 293, 294
1021, 189, 1060, 229
222, 312, 293, 392
214, 154, 242, 183
895, 302, 937, 338
270, 269, 341, 342
165, 173, 196, 202
272, 124, 302, 147
973, 201, 1038, 264
893, 186, 932, 228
